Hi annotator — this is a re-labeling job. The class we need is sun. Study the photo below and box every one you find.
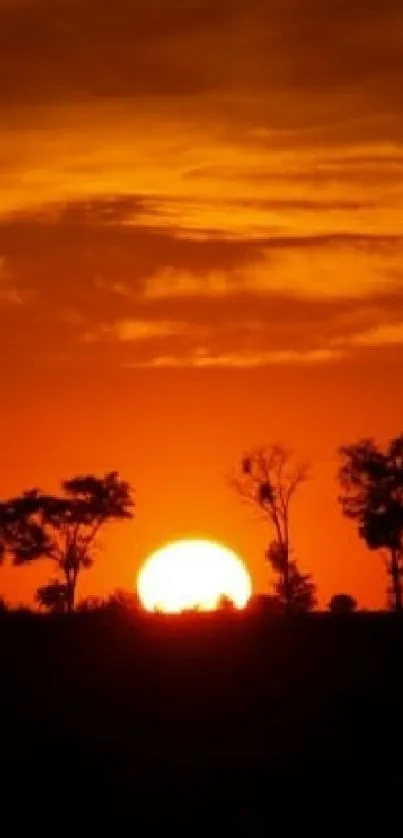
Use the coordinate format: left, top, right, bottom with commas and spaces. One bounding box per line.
137, 539, 252, 613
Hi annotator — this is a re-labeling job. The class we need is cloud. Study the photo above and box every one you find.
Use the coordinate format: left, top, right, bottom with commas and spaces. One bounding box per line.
144, 237, 403, 302
1, 0, 403, 125
251, 241, 403, 300
345, 322, 403, 347
1, 0, 403, 221
128, 346, 344, 369
87, 318, 193, 343
144, 269, 231, 300
0, 198, 402, 375
0, 257, 24, 305
0, 3, 402, 376
14, 195, 160, 226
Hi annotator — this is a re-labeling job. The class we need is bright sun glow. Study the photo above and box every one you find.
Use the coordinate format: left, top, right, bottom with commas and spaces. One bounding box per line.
138, 539, 252, 613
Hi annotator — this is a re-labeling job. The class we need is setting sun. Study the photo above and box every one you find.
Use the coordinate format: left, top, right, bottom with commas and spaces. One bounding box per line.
137, 539, 252, 613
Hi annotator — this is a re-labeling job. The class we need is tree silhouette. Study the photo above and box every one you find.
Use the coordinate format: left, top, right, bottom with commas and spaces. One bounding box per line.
104, 589, 141, 613
233, 445, 310, 614
329, 593, 357, 614
76, 595, 107, 612
1, 472, 134, 612
339, 436, 403, 611
36, 580, 69, 613
267, 541, 316, 613
0, 491, 48, 564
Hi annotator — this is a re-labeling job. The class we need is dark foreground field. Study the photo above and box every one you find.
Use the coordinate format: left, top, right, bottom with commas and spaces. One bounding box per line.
0, 610, 402, 834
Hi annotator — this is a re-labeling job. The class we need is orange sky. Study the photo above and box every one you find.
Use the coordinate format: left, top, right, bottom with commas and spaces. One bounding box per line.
1, 0, 403, 608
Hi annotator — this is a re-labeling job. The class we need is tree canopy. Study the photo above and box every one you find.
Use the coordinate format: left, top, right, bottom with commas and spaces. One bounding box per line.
339, 436, 403, 610
0, 472, 134, 611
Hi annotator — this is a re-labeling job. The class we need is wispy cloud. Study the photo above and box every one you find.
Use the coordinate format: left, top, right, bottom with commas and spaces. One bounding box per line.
86, 319, 193, 343
144, 238, 403, 301
129, 347, 344, 369
345, 322, 403, 347
144, 269, 231, 300
0, 257, 24, 305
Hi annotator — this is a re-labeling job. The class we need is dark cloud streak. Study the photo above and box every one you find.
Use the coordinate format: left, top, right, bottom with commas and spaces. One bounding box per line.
0, 0, 402, 132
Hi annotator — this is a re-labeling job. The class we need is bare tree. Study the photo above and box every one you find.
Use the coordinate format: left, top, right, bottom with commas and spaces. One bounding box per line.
232, 445, 310, 614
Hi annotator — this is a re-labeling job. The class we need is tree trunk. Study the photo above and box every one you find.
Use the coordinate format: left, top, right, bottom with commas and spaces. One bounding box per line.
283, 543, 292, 616
390, 549, 402, 612
66, 581, 74, 613
65, 572, 77, 613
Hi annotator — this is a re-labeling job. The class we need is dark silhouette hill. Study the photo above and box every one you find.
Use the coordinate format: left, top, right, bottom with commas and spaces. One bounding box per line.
0, 609, 402, 833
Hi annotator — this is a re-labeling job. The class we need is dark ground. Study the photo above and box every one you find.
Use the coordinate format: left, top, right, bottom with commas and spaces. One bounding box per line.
0, 609, 402, 834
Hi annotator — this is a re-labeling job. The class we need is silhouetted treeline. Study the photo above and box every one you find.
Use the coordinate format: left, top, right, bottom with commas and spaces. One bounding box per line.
339, 436, 403, 611
234, 434, 403, 612
2, 433, 403, 612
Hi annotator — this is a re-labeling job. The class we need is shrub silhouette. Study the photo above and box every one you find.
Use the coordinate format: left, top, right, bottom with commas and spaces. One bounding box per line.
329, 593, 357, 614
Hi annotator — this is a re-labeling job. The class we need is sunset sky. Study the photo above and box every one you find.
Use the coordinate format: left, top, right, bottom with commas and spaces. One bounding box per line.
1, 0, 403, 607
